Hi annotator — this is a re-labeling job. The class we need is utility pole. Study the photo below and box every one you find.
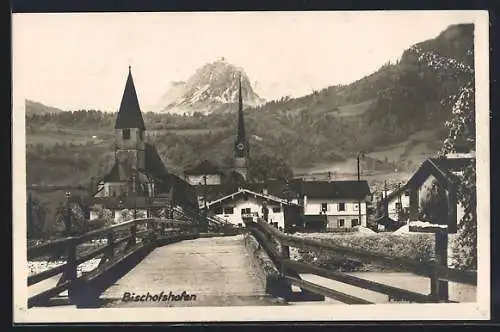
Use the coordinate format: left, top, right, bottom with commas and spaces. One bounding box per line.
203, 175, 208, 231
64, 192, 72, 236
357, 153, 364, 227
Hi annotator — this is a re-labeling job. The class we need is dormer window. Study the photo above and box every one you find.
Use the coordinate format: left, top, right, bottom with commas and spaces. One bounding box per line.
123, 129, 131, 140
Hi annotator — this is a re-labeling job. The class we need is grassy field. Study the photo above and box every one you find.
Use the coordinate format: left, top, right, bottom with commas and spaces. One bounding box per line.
27, 126, 112, 147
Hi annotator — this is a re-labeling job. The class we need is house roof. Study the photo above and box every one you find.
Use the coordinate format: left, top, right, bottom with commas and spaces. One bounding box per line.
383, 156, 474, 203
115, 67, 146, 130
184, 160, 223, 175
300, 180, 371, 200
168, 174, 198, 209
206, 188, 298, 208
247, 179, 302, 198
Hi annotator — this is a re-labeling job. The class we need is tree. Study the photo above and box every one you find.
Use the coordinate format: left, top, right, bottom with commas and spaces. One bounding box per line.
412, 39, 476, 270
248, 154, 293, 182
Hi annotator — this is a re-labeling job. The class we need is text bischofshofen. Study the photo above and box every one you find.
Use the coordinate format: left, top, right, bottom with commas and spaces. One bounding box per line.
122, 291, 197, 302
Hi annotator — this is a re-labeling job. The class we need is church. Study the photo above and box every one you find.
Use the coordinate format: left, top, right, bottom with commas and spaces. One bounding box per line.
89, 67, 198, 222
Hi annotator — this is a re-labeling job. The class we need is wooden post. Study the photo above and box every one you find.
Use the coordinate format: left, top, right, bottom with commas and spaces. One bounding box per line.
66, 239, 78, 303
129, 223, 137, 247
430, 230, 449, 302
447, 185, 458, 234
107, 232, 115, 260
280, 243, 290, 276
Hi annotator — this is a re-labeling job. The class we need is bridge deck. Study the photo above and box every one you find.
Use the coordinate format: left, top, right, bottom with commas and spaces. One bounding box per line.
100, 235, 282, 307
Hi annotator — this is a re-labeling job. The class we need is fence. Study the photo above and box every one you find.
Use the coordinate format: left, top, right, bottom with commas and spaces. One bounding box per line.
27, 218, 198, 308
246, 219, 476, 304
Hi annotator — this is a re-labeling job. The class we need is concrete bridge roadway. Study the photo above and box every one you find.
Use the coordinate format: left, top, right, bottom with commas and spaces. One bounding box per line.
99, 235, 285, 307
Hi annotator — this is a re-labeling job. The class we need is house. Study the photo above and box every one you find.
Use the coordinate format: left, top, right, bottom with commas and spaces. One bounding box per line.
90, 67, 198, 221
382, 186, 411, 222
184, 160, 224, 186
299, 180, 371, 230
206, 187, 300, 230
380, 154, 474, 233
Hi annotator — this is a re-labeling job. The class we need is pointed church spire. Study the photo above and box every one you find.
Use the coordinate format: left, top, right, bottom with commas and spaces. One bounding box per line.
115, 66, 146, 130
236, 73, 246, 143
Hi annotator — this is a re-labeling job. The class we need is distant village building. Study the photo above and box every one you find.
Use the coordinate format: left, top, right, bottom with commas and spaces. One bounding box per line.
300, 180, 371, 230
184, 160, 224, 186
381, 187, 411, 222
90, 67, 198, 222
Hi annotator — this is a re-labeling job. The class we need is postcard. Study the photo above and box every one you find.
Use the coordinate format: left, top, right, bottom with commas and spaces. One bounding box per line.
12, 10, 490, 323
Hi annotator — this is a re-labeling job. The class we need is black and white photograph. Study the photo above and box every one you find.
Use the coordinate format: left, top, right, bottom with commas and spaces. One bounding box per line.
12, 10, 490, 322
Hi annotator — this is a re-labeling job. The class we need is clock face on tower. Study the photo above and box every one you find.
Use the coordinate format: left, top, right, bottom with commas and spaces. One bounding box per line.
236, 143, 245, 151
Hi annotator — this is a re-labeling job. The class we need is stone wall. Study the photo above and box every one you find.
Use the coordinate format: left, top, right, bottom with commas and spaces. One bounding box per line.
243, 233, 282, 294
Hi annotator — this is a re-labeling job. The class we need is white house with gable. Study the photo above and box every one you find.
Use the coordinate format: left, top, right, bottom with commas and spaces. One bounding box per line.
206, 188, 298, 229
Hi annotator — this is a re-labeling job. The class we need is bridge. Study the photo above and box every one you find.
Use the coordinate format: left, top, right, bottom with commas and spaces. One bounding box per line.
27, 211, 477, 308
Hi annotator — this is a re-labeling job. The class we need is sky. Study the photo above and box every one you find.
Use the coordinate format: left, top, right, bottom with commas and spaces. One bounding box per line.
12, 11, 476, 112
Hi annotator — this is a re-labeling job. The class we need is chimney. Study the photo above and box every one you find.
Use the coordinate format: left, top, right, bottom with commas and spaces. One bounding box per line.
263, 188, 268, 195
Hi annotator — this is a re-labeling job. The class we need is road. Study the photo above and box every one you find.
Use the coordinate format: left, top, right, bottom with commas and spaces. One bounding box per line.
100, 235, 284, 307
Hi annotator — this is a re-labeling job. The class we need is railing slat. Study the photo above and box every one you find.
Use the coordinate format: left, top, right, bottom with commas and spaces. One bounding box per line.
259, 222, 477, 285
28, 263, 67, 286
75, 236, 132, 266
28, 280, 71, 308
284, 276, 373, 305
283, 260, 432, 303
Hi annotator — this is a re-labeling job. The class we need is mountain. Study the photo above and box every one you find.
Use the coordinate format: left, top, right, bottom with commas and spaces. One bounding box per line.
157, 58, 265, 114
26, 24, 473, 189
25, 99, 65, 115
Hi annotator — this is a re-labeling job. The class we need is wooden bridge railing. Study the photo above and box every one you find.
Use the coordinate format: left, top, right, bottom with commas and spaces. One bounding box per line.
27, 218, 199, 308
247, 219, 477, 304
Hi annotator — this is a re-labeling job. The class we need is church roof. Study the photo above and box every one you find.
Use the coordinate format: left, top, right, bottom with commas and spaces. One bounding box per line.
115, 67, 146, 130
184, 160, 223, 175
100, 143, 168, 183
236, 74, 246, 144
143, 143, 169, 178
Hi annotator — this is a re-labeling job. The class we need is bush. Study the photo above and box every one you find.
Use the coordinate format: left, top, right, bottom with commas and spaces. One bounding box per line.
294, 233, 435, 272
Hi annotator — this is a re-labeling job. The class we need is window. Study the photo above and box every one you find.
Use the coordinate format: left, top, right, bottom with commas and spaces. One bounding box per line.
241, 208, 251, 215
338, 219, 345, 227
139, 130, 143, 140
351, 219, 359, 227
272, 207, 281, 213
214, 206, 223, 215
395, 202, 402, 211
223, 207, 234, 215
122, 129, 131, 140
338, 202, 345, 211
321, 203, 328, 212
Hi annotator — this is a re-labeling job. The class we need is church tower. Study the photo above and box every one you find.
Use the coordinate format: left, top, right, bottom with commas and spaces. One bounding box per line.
114, 66, 146, 170
233, 74, 249, 180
